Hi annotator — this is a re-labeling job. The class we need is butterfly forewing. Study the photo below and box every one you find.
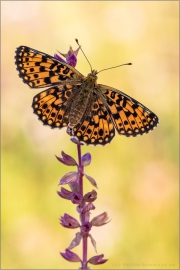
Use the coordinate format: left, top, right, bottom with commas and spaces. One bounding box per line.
15, 46, 83, 88
98, 84, 159, 137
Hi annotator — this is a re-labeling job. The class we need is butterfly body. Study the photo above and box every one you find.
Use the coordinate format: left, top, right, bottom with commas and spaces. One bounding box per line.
15, 46, 159, 145
69, 71, 97, 128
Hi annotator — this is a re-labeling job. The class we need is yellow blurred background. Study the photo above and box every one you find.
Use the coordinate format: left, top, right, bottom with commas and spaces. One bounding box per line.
1, 1, 179, 269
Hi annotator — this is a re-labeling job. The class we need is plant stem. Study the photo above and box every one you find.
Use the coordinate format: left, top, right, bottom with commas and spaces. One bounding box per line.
77, 143, 88, 269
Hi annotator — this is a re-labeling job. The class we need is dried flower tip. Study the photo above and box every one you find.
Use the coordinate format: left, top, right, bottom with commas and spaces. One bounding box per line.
68, 232, 82, 250
91, 212, 110, 226
83, 190, 97, 202
81, 221, 92, 234
57, 187, 72, 200
59, 171, 79, 185
82, 153, 91, 166
88, 254, 108, 265
60, 213, 80, 229
60, 249, 81, 262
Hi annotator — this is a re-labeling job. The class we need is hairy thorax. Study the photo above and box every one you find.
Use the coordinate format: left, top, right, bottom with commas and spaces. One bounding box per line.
69, 71, 98, 127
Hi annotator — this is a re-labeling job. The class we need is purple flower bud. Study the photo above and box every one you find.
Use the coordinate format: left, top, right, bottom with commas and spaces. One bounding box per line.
54, 46, 80, 68
81, 202, 95, 214
88, 254, 108, 265
91, 212, 110, 227
84, 173, 98, 188
81, 221, 92, 234
56, 151, 77, 166
60, 248, 81, 262
66, 54, 77, 67
71, 192, 83, 204
68, 232, 82, 249
57, 187, 72, 200
82, 153, 91, 166
59, 172, 78, 185
83, 190, 97, 202
60, 214, 80, 229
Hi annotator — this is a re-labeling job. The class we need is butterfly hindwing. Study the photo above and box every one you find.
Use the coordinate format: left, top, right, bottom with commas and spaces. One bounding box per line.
73, 92, 115, 145
15, 46, 83, 88
32, 84, 80, 129
98, 84, 159, 137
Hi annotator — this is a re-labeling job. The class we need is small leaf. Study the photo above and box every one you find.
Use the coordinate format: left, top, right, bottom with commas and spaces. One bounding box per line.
68, 232, 82, 250
84, 173, 98, 188
59, 172, 78, 185
91, 212, 110, 226
89, 234, 97, 253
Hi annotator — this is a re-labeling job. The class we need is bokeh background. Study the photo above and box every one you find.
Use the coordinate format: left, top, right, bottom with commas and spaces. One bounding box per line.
1, 1, 179, 269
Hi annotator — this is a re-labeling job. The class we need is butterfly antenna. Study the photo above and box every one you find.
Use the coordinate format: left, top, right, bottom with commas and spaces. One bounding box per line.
75, 38, 93, 72
97, 62, 132, 74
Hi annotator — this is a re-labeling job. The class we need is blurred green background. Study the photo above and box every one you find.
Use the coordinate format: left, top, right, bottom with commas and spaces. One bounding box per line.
1, 1, 179, 269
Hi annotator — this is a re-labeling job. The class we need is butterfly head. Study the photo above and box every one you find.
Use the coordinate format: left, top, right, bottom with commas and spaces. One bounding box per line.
87, 69, 98, 82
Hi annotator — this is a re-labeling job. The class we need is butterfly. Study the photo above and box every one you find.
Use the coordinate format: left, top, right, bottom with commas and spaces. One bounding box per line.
15, 45, 159, 145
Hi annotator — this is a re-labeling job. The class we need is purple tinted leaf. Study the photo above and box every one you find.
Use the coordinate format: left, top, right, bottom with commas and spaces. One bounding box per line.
91, 212, 110, 226
88, 254, 108, 265
55, 155, 67, 165
55, 151, 77, 166
68, 232, 82, 250
60, 249, 81, 262
89, 234, 97, 253
59, 172, 78, 185
82, 153, 91, 166
61, 151, 77, 166
57, 187, 72, 200
84, 173, 98, 188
